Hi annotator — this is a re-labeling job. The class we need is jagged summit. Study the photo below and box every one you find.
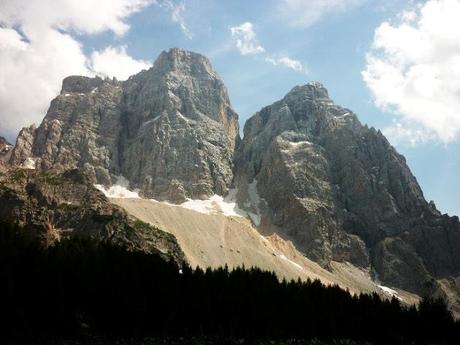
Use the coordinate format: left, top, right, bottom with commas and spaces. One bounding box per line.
152, 48, 218, 79
285, 81, 330, 101
125, 48, 236, 126
10, 48, 239, 202
236, 82, 460, 313
241, 81, 356, 146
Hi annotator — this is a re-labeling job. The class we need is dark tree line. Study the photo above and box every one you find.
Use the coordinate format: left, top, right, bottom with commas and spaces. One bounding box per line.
0, 221, 459, 345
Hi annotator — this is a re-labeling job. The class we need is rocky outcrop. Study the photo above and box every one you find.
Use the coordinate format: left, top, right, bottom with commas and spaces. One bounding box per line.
235, 82, 460, 300
11, 48, 239, 203
0, 166, 185, 264
0, 136, 13, 163
9, 125, 37, 166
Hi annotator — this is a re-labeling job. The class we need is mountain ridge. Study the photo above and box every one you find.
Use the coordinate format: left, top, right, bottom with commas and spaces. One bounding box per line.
10, 48, 240, 203
5, 48, 460, 315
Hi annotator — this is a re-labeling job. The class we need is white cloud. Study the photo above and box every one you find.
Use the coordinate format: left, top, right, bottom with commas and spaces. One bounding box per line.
230, 22, 304, 74
0, 0, 152, 139
230, 22, 265, 55
362, 0, 460, 144
0, 27, 89, 139
89, 46, 151, 80
159, 0, 192, 39
265, 56, 305, 72
383, 122, 437, 147
280, 0, 362, 27
0, 0, 152, 36
170, 1, 192, 39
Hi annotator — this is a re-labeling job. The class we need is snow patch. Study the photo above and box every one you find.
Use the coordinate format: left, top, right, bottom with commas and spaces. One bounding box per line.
378, 285, 401, 300
246, 179, 262, 226
259, 234, 269, 243
97, 176, 265, 225
178, 190, 247, 218
142, 116, 161, 127
247, 212, 261, 227
279, 254, 304, 270
336, 112, 351, 119
64, 93, 71, 97
23, 157, 37, 169
289, 140, 312, 146
176, 111, 189, 122
95, 176, 140, 198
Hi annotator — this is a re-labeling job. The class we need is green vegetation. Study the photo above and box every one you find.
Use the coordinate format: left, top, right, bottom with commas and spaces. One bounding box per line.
0, 181, 13, 193
39, 172, 67, 185
91, 213, 116, 222
58, 203, 81, 211
133, 218, 161, 233
10, 168, 26, 182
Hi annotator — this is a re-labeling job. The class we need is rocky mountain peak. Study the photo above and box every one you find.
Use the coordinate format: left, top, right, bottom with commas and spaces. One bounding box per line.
10, 49, 240, 203
153, 48, 218, 80
119, 49, 239, 201
131, 48, 235, 125
285, 81, 330, 101
236, 82, 460, 309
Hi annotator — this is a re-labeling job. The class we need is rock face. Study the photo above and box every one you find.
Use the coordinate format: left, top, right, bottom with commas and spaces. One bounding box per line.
9, 125, 37, 166
5, 49, 460, 313
235, 82, 460, 302
10, 48, 239, 203
0, 136, 13, 163
0, 166, 185, 265
120, 49, 239, 201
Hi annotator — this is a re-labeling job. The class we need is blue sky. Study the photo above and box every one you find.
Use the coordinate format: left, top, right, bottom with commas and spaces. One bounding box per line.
1, 0, 459, 216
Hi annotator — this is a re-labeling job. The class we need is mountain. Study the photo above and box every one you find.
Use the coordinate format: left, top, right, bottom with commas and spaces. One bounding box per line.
5, 48, 460, 314
10, 48, 239, 203
235, 82, 460, 309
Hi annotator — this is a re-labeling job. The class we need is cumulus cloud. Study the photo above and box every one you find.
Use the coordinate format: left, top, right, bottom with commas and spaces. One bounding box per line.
265, 56, 305, 72
230, 22, 265, 55
0, 0, 151, 36
280, 0, 362, 27
363, 0, 460, 144
89, 46, 151, 80
0, 27, 89, 140
0, 0, 152, 139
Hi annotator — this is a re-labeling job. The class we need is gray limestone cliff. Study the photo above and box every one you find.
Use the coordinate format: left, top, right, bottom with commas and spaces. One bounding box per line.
235, 82, 460, 307
10, 48, 239, 202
